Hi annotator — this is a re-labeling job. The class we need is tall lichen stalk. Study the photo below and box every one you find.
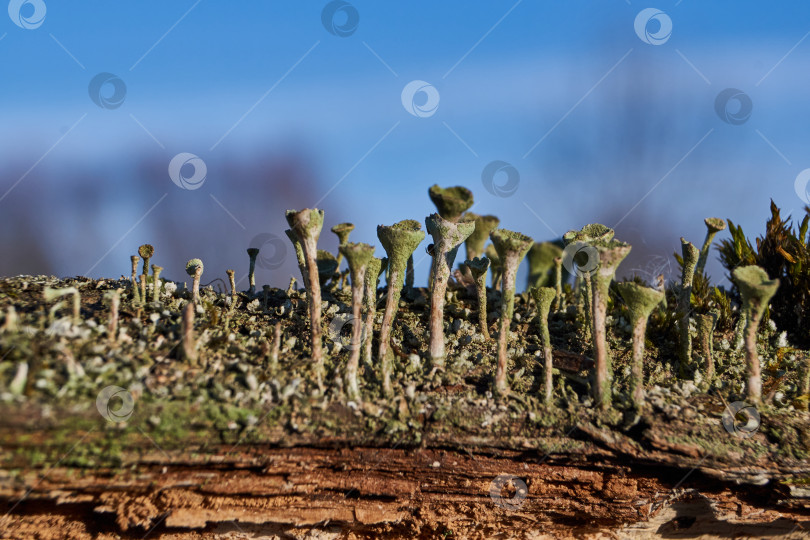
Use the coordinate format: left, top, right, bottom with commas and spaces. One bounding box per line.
363, 257, 385, 367
490, 228, 533, 396
339, 242, 374, 401
733, 265, 779, 405
530, 286, 556, 404
377, 220, 424, 395
466, 257, 491, 340
426, 213, 474, 366
617, 282, 664, 411
678, 239, 700, 376
286, 208, 325, 378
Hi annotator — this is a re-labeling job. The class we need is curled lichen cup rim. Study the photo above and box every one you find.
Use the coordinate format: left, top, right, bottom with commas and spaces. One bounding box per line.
704, 217, 727, 233
466, 256, 490, 278
428, 184, 474, 221
563, 224, 614, 245
733, 265, 780, 305
185, 259, 204, 276
616, 281, 665, 318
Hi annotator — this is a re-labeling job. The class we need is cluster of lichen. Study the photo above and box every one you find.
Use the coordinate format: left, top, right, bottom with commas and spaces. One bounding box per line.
2, 190, 810, 426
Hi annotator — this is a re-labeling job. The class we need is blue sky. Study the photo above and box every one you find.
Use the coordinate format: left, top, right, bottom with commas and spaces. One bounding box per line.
2, 1, 810, 287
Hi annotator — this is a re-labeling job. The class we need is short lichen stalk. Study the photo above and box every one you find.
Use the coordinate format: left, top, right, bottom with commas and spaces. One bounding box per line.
331, 223, 355, 289
678, 239, 699, 376
565, 224, 628, 409
426, 213, 475, 366
181, 301, 197, 365
695, 312, 716, 387
130, 255, 141, 304
186, 259, 204, 305
553, 256, 564, 312
695, 217, 726, 276
138, 244, 154, 276
733, 265, 779, 405
490, 228, 533, 396
287, 208, 326, 376
616, 282, 664, 411
226, 269, 236, 298
151, 265, 163, 304
466, 257, 491, 340
246, 248, 259, 295
591, 241, 631, 409
104, 289, 121, 343
139, 273, 147, 304
363, 257, 385, 367
465, 214, 499, 261
377, 220, 425, 395
530, 287, 556, 404
340, 242, 375, 401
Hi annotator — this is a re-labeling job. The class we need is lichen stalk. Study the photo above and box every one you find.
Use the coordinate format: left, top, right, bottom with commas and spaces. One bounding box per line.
490, 229, 533, 396
246, 248, 259, 296
678, 239, 700, 375
733, 265, 779, 405
530, 287, 556, 404
286, 209, 325, 376
377, 221, 425, 396
426, 214, 475, 366
340, 242, 374, 401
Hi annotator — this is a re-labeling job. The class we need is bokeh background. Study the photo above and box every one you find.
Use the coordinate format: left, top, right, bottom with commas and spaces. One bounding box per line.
2, 0, 809, 290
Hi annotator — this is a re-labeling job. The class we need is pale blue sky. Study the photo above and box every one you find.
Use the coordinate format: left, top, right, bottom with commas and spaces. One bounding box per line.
1, 1, 809, 287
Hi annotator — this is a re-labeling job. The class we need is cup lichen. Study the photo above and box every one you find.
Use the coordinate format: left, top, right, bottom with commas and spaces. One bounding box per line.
377, 220, 425, 395
425, 213, 475, 365
286, 208, 326, 375
616, 281, 664, 410
530, 286, 556, 404
466, 257, 491, 340
490, 228, 533, 396
733, 265, 779, 404
339, 242, 375, 401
